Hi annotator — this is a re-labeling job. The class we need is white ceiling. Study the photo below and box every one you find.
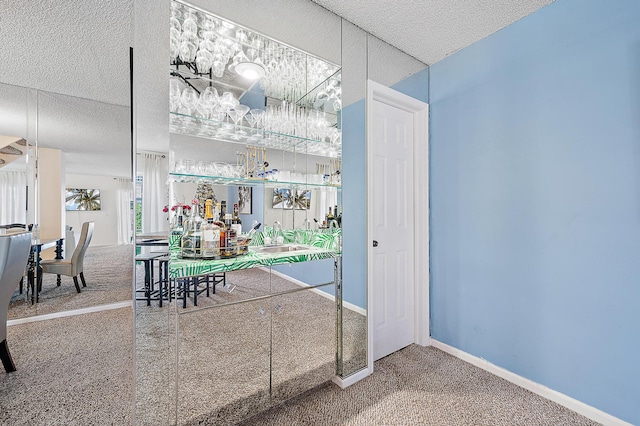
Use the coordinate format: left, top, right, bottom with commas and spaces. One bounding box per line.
312, 0, 554, 65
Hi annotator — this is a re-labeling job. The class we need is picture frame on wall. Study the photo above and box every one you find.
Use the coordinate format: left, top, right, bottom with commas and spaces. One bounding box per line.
294, 189, 311, 210
272, 188, 294, 209
65, 188, 102, 211
238, 186, 252, 214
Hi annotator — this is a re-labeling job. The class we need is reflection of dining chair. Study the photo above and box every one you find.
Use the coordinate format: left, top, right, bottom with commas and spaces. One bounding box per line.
40, 222, 94, 293
0, 232, 32, 372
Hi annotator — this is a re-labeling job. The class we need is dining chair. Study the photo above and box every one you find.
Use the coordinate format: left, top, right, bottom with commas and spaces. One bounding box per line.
0, 232, 32, 372
40, 222, 94, 293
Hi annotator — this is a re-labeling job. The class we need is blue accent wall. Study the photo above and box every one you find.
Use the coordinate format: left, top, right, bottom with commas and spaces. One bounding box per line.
391, 68, 429, 103
429, 0, 640, 423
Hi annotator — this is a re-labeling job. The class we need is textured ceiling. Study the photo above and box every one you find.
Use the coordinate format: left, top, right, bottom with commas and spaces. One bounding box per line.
312, 0, 554, 65
0, 0, 132, 107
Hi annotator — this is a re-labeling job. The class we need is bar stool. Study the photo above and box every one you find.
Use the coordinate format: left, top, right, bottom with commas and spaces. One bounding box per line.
156, 255, 170, 307
176, 273, 226, 308
134, 252, 163, 306
179, 275, 207, 308
208, 273, 226, 294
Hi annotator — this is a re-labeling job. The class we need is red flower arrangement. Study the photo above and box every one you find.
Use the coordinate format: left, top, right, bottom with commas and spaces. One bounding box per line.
163, 203, 191, 213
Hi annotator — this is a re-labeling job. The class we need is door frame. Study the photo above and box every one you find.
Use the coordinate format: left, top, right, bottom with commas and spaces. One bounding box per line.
366, 79, 429, 375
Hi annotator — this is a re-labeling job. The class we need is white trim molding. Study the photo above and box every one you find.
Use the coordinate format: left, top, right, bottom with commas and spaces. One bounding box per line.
430, 339, 633, 426
332, 367, 371, 389
7, 300, 132, 326
366, 79, 430, 378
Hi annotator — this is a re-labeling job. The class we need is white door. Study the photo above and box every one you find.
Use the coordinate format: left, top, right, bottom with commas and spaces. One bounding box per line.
371, 99, 415, 361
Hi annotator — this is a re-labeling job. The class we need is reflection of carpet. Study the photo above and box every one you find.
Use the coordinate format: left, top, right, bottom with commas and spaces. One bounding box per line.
8, 244, 134, 319
134, 267, 354, 426
1, 308, 133, 425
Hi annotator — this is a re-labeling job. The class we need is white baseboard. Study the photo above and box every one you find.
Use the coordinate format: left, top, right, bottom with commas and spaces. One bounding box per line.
332, 366, 372, 389
264, 267, 367, 316
430, 339, 632, 426
7, 300, 132, 326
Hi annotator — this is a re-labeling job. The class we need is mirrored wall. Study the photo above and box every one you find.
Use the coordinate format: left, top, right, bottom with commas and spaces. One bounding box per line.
0, 82, 134, 321
129, 0, 428, 424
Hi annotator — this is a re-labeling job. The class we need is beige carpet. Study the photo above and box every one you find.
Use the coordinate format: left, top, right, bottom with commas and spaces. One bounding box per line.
0, 308, 133, 425
240, 345, 600, 426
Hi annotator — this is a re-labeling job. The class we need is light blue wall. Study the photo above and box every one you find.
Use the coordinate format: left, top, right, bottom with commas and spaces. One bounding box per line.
391, 68, 429, 103
429, 0, 640, 423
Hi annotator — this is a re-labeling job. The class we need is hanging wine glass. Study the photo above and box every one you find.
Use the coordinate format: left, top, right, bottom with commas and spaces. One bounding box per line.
195, 49, 213, 73
178, 38, 197, 63
182, 12, 198, 38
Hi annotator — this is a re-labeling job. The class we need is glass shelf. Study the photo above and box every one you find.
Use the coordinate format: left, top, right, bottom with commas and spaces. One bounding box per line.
169, 172, 342, 188
169, 112, 341, 158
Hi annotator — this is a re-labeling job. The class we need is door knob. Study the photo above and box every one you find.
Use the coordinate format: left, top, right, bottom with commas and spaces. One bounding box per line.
373, 240, 378, 247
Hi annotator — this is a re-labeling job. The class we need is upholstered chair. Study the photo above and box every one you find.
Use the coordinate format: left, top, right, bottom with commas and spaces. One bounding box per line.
41, 222, 94, 293
0, 231, 32, 372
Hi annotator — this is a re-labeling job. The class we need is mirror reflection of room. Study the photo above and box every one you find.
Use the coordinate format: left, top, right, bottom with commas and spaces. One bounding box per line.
0, 85, 134, 319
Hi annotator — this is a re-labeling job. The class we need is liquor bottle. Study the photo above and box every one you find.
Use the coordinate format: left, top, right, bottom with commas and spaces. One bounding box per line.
220, 200, 227, 219
221, 213, 237, 257
172, 206, 185, 235
215, 203, 226, 254
337, 205, 342, 228
180, 206, 202, 259
202, 199, 221, 259
191, 202, 204, 236
231, 203, 243, 236
326, 206, 334, 224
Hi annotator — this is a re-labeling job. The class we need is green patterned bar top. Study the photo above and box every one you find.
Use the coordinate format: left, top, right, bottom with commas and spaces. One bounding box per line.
169, 228, 341, 279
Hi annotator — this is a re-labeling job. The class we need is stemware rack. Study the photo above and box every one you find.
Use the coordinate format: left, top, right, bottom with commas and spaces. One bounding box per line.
168, 0, 342, 161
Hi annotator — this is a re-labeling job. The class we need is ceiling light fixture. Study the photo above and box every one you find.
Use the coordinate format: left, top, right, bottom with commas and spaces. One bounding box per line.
235, 61, 265, 80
